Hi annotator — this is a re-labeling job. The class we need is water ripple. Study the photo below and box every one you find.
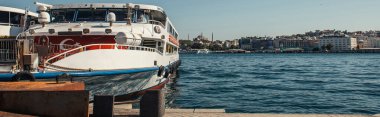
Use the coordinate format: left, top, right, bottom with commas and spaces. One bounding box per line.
171, 53, 380, 114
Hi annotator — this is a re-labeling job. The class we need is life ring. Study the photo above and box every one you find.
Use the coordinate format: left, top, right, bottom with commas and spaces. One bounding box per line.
157, 66, 164, 77
154, 26, 161, 34
12, 72, 36, 82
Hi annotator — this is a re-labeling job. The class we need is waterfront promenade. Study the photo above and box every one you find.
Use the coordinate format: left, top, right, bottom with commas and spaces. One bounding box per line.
110, 107, 377, 117
1, 108, 378, 117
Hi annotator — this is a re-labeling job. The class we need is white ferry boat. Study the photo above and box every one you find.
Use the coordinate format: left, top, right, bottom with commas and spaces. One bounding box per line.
0, 6, 37, 71
0, 2, 180, 101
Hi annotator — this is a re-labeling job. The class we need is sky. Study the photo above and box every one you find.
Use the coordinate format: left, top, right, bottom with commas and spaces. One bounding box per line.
2, 0, 380, 40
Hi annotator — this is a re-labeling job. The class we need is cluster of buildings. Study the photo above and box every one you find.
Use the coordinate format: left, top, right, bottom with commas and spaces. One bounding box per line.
179, 30, 380, 53
180, 34, 239, 50
239, 30, 380, 52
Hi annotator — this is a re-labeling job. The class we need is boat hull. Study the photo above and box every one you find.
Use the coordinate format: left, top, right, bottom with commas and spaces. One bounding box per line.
0, 67, 169, 101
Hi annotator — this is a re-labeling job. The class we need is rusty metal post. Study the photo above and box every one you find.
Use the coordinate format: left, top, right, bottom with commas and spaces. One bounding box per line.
140, 89, 165, 117
93, 95, 114, 117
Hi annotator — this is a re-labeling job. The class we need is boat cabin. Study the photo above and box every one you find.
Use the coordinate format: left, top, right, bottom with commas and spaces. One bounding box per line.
0, 6, 38, 38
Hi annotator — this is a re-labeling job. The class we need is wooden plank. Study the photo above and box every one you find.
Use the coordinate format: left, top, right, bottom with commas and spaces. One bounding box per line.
0, 82, 85, 91
0, 91, 89, 117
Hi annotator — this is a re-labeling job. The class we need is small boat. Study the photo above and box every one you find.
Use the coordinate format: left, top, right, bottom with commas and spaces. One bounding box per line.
0, 2, 181, 101
196, 49, 209, 54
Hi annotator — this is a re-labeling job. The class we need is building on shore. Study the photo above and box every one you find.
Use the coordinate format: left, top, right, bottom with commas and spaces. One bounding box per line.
356, 36, 380, 48
224, 39, 239, 48
319, 35, 357, 52
193, 34, 211, 46
239, 37, 253, 50
239, 36, 274, 51
273, 39, 318, 51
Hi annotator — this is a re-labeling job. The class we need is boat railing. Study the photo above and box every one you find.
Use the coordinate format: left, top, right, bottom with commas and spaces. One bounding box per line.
0, 23, 20, 27
148, 20, 165, 28
44, 44, 162, 67
48, 44, 82, 54
0, 39, 18, 63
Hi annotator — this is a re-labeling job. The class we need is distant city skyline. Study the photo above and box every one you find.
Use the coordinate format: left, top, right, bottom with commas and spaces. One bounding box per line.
3, 0, 380, 40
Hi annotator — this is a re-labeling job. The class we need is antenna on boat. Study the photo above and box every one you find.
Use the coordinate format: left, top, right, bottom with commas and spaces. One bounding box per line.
34, 2, 53, 9
22, 7, 29, 31
126, 3, 133, 25
34, 2, 51, 27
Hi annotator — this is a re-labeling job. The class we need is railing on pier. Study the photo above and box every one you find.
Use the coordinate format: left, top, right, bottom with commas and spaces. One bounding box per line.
0, 39, 18, 63
44, 44, 162, 67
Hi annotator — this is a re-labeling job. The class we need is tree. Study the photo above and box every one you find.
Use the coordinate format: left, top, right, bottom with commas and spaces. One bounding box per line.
209, 44, 223, 51
191, 43, 205, 49
321, 45, 326, 51
326, 44, 333, 51
230, 45, 238, 49
312, 47, 320, 52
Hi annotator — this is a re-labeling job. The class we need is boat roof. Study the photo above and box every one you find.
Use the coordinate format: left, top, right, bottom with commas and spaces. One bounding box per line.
51, 3, 165, 12
0, 6, 38, 17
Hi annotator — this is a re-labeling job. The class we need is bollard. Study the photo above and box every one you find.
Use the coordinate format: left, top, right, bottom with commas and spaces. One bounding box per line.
93, 95, 114, 117
140, 89, 165, 117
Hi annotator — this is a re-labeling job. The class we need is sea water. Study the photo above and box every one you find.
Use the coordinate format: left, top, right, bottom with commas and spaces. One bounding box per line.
169, 53, 380, 114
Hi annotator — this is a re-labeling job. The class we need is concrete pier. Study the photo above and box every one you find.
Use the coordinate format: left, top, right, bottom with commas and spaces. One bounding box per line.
110, 107, 374, 117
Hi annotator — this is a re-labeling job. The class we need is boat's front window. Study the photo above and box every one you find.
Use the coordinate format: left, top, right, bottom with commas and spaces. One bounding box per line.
48, 8, 166, 25
76, 9, 91, 21
51, 9, 75, 23
76, 9, 107, 22
108, 9, 127, 22
132, 10, 149, 23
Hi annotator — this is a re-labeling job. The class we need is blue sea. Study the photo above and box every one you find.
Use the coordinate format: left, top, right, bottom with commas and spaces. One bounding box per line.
168, 53, 380, 114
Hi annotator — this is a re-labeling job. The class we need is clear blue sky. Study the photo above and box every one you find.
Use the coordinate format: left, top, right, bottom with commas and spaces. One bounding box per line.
2, 0, 380, 40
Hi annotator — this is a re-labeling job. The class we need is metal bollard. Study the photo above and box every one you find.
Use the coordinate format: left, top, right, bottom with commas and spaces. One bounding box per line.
93, 95, 114, 117
140, 89, 165, 117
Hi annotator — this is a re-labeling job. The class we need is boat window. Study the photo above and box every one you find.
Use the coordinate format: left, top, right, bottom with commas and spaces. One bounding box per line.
150, 10, 166, 26
108, 9, 127, 21
132, 10, 149, 23
166, 44, 176, 54
51, 9, 75, 22
76, 9, 107, 22
76, 9, 92, 21
93, 9, 107, 21
9, 12, 21, 25
0, 11, 9, 25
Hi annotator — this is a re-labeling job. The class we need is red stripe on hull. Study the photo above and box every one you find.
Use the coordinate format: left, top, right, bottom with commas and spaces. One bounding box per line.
148, 78, 170, 90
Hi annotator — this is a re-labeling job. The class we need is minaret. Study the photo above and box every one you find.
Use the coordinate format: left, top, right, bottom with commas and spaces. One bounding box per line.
212, 32, 214, 42
187, 33, 189, 40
